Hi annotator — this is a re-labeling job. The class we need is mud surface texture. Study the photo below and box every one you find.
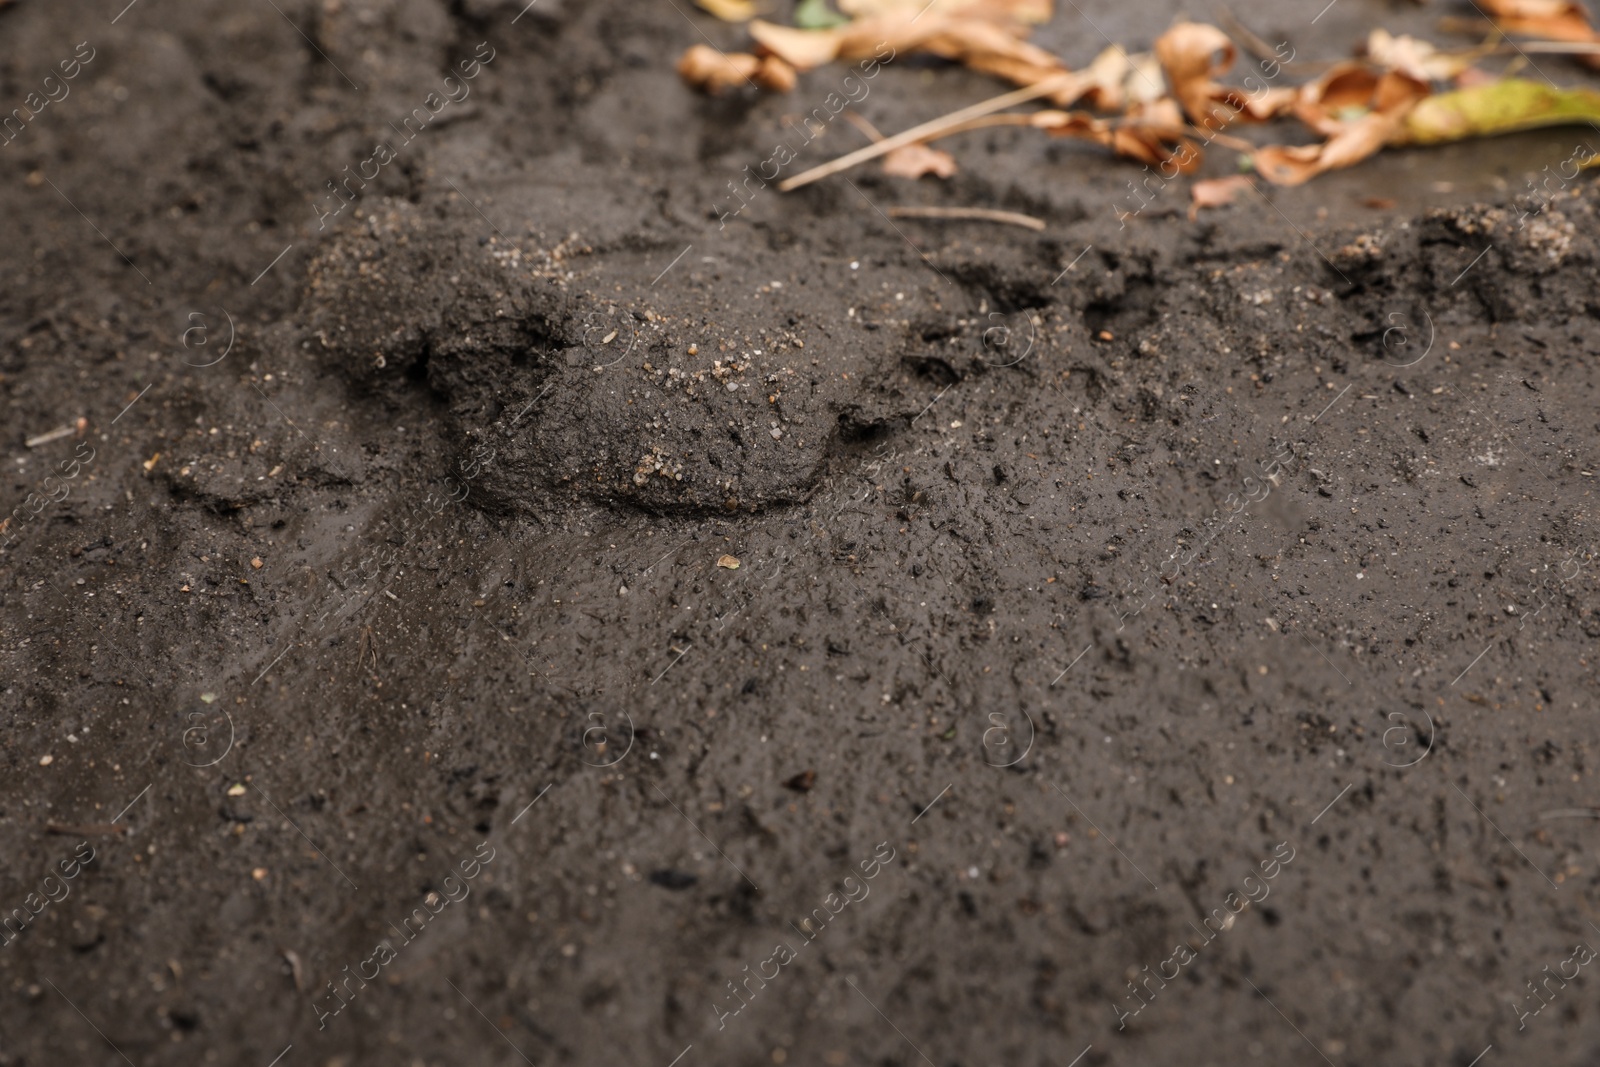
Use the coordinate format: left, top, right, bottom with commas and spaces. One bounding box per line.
3, 1, 1600, 1065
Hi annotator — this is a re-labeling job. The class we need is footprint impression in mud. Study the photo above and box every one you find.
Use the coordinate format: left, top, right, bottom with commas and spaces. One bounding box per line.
296, 193, 958, 518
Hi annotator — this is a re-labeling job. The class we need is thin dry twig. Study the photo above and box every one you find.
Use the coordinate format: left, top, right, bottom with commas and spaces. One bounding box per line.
777, 72, 1077, 190
1490, 40, 1600, 54
1426, 16, 1600, 51
842, 110, 886, 142
918, 112, 1042, 137
1215, 6, 1280, 64
886, 205, 1046, 228
923, 111, 1257, 151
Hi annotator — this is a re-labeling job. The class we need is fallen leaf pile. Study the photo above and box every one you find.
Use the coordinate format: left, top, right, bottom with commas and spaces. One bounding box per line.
677, 0, 1600, 193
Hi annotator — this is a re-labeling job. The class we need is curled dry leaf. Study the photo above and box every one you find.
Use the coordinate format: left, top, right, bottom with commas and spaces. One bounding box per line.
1123, 96, 1191, 136
1188, 174, 1254, 220
1156, 22, 1235, 127
674, 48, 795, 93
1365, 29, 1478, 83
923, 17, 1072, 89
882, 142, 959, 178
841, 0, 1051, 19
698, 0, 1121, 107
749, 8, 1058, 73
1254, 69, 1430, 185
747, 18, 854, 69
1290, 62, 1389, 135
677, 45, 762, 93
1033, 102, 1201, 172
755, 54, 799, 92
695, 0, 762, 21
1080, 47, 1168, 111
1478, 0, 1600, 68
1155, 22, 1295, 130
745, 0, 1082, 101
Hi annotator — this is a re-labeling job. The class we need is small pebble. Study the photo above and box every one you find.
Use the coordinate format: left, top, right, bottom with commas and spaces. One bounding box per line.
38, 754, 53, 766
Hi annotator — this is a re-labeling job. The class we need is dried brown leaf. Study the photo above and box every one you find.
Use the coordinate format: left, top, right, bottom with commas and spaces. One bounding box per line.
882, 142, 959, 178
747, 18, 849, 69
1478, 0, 1600, 67
839, 0, 1051, 20
1255, 70, 1430, 185
1365, 29, 1476, 82
917, 18, 1065, 73
1079, 47, 1168, 110
1155, 22, 1295, 130
751, 4, 1077, 99
1188, 174, 1254, 219
1034, 107, 1201, 171
695, 0, 762, 21
677, 45, 762, 93
754, 54, 799, 92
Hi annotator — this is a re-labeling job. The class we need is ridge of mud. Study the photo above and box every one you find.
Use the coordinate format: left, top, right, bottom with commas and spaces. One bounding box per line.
295, 187, 1599, 526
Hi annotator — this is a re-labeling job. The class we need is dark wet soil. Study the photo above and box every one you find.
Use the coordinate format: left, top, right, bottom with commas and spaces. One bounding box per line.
4, 1, 1600, 1065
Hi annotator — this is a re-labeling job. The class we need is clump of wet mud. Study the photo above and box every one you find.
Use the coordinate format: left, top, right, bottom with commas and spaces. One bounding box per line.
300, 193, 950, 515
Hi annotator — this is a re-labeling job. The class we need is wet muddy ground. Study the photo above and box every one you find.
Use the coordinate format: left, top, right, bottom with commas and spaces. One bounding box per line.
3, 0, 1600, 1064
